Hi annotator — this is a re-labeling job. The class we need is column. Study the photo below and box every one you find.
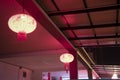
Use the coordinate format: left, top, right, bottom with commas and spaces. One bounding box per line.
87, 69, 93, 80
69, 52, 78, 80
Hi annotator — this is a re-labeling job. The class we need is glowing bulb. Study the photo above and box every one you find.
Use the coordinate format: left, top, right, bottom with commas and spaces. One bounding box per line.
112, 73, 118, 79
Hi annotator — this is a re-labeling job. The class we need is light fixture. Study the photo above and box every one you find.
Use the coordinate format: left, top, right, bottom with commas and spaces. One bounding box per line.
112, 73, 118, 79
8, 14, 37, 40
60, 53, 74, 73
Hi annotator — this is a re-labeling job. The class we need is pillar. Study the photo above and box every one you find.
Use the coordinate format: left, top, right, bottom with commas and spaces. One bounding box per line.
69, 51, 78, 80
87, 69, 93, 80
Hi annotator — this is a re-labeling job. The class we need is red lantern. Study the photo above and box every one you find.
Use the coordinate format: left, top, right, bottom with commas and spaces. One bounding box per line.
60, 53, 74, 73
8, 14, 37, 40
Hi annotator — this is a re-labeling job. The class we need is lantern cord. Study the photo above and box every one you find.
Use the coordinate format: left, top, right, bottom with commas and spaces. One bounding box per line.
22, 0, 25, 13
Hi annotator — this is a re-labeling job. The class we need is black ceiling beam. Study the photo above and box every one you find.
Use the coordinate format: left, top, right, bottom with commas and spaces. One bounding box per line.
75, 44, 120, 48
60, 23, 120, 30
69, 35, 120, 40
48, 4, 120, 16
93, 68, 120, 70
115, 0, 120, 45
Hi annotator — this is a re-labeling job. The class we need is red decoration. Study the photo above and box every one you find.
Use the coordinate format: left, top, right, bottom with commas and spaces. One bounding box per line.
60, 76, 62, 80
60, 53, 74, 73
48, 72, 51, 80
8, 14, 37, 40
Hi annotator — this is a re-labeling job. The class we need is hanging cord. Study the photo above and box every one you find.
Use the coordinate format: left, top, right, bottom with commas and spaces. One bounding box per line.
22, 0, 25, 13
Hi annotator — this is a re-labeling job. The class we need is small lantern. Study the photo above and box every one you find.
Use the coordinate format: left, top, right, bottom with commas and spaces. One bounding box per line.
60, 53, 74, 73
8, 14, 37, 40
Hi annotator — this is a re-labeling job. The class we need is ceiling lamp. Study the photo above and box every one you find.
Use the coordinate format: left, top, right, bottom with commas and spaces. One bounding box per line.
60, 53, 74, 73
8, 14, 37, 40
112, 73, 118, 79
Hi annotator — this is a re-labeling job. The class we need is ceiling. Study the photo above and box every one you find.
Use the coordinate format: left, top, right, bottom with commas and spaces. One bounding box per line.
0, 0, 120, 79
35, 0, 120, 79
0, 0, 65, 70
0, 0, 85, 75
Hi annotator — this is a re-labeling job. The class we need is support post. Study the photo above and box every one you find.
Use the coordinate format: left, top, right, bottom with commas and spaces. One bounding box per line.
69, 50, 78, 80
87, 69, 93, 80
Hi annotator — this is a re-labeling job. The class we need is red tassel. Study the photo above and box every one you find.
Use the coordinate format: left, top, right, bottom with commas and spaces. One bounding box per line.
64, 63, 69, 73
17, 32, 27, 41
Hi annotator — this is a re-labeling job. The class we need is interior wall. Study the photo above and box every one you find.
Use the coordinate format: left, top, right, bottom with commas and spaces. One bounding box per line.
18, 67, 32, 80
0, 61, 32, 80
32, 70, 42, 80
0, 62, 19, 80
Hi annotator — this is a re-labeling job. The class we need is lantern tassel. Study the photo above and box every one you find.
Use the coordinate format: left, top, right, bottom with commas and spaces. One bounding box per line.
17, 32, 27, 41
64, 63, 69, 73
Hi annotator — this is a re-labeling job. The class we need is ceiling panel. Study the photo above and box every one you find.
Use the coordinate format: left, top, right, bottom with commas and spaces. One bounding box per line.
86, 0, 116, 8
98, 38, 115, 45
55, 0, 85, 10
95, 27, 116, 36
90, 10, 116, 24
118, 27, 120, 35
64, 13, 90, 26
80, 39, 97, 46
74, 29, 94, 37
72, 40, 81, 46
117, 38, 120, 44
63, 30, 75, 38
51, 16, 67, 28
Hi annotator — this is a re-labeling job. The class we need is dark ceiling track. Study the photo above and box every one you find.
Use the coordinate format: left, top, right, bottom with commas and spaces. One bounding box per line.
76, 44, 120, 48
115, 0, 120, 45
69, 35, 120, 40
48, 4, 120, 16
60, 23, 120, 30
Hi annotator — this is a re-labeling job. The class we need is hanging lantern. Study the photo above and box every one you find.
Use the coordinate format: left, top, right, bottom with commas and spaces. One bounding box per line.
60, 53, 74, 73
8, 14, 37, 40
